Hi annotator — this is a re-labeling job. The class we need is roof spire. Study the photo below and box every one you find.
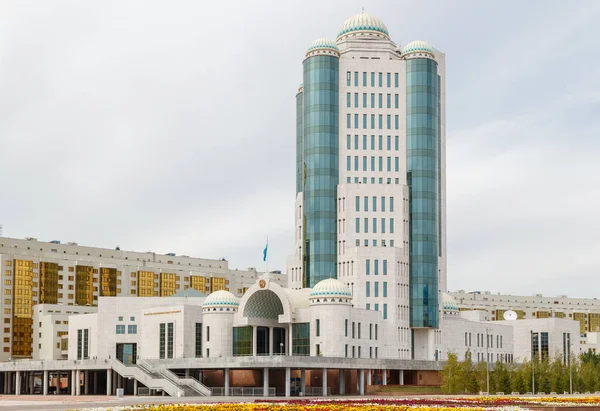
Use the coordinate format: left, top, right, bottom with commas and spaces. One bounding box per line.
361, 6, 365, 13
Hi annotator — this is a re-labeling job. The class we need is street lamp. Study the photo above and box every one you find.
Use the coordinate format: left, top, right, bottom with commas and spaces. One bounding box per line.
485, 328, 490, 394
531, 330, 536, 395
280, 342, 284, 355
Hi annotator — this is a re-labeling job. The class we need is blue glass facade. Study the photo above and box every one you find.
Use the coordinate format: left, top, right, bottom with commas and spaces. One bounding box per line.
296, 90, 304, 194
302, 55, 339, 288
406, 58, 440, 328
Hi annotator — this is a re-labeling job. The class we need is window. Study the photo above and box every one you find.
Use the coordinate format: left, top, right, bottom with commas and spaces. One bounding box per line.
316, 319, 320, 337
118, 316, 123, 321
363, 135, 367, 149
394, 94, 399, 108
386, 94, 391, 108
378, 94, 382, 108
386, 72, 391, 87
383, 304, 388, 319
130, 316, 135, 321
347, 135, 351, 149
128, 325, 137, 334
375, 324, 378, 340
378, 72, 382, 87
355, 196, 360, 212
394, 115, 399, 130
390, 218, 394, 233
116, 325, 125, 334
354, 71, 358, 86
382, 218, 386, 233
347, 114, 351, 128
362, 71, 367, 86
195, 323, 202, 357
387, 157, 391, 171
395, 157, 399, 172
394, 73, 399, 87
374, 260, 379, 275
207, 325, 210, 342
373, 196, 377, 211
345, 319, 348, 337
366, 282, 370, 297
354, 156, 358, 171
374, 281, 379, 297
370, 114, 375, 129
371, 72, 375, 87
354, 134, 359, 149
363, 93, 367, 108
354, 114, 359, 129
345, 344, 348, 358
366, 259, 370, 275
347, 156, 351, 171
383, 282, 387, 297
354, 93, 358, 108
383, 260, 388, 275
358, 323, 361, 339
373, 218, 377, 233
379, 115, 383, 129
346, 93, 351, 107
378, 135, 383, 150
363, 114, 367, 129
381, 196, 386, 212
370, 93, 375, 108
364, 218, 368, 233
346, 71, 351, 86
292, 323, 310, 356
352, 322, 355, 339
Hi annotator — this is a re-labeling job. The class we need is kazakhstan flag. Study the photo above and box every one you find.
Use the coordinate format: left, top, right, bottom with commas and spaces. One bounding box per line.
263, 240, 268, 262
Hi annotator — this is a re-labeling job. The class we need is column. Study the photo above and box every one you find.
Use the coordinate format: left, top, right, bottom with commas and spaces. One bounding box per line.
399, 370, 404, 385
84, 371, 89, 395
4, 372, 9, 394
93, 372, 98, 394
133, 379, 138, 396
300, 369, 306, 396
366, 369, 372, 386
185, 369, 190, 378
288, 324, 293, 355
224, 368, 230, 396
30, 373, 34, 394
285, 367, 291, 397
339, 369, 345, 395
15, 371, 21, 395
358, 369, 365, 395
71, 370, 76, 396
43, 371, 49, 396
263, 368, 269, 397
112, 371, 116, 394
76, 371, 81, 396
252, 327, 258, 357
269, 327, 274, 355
106, 369, 112, 396
55, 372, 60, 395
382, 369, 387, 385
322, 368, 327, 397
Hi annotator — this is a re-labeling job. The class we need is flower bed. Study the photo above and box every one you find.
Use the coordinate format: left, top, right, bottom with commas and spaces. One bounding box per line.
75, 397, 600, 411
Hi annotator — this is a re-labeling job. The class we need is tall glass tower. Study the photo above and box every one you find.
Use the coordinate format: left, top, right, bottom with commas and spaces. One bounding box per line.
288, 12, 446, 360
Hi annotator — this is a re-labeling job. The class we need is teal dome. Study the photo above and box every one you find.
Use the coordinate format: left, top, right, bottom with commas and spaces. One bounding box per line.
306, 38, 340, 58
442, 292, 459, 312
401, 40, 434, 57
310, 278, 352, 299
337, 12, 389, 40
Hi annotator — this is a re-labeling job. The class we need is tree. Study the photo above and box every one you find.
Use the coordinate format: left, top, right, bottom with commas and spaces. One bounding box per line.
474, 360, 488, 393
441, 352, 460, 394
458, 351, 478, 394
493, 361, 512, 394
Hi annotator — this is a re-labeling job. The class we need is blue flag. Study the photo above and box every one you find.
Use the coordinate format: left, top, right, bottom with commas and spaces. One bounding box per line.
263, 241, 268, 262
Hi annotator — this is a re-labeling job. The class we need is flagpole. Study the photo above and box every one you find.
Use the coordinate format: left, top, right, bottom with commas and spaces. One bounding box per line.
265, 236, 269, 276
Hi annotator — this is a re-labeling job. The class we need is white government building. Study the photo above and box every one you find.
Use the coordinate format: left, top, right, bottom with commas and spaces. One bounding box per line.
0, 12, 587, 397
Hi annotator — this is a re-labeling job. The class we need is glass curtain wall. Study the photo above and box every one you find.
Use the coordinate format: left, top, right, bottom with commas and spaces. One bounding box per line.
406, 57, 440, 328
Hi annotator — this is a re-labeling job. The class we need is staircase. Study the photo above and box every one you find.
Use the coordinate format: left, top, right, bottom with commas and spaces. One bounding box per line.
110, 360, 185, 397
137, 360, 212, 396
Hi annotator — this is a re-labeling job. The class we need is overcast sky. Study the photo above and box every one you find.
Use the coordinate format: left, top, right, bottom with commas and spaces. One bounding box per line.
1, 0, 599, 297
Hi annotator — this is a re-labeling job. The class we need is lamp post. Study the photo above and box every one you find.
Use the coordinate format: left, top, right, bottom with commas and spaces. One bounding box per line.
280, 342, 284, 355
568, 333, 573, 394
485, 328, 490, 394
531, 330, 535, 395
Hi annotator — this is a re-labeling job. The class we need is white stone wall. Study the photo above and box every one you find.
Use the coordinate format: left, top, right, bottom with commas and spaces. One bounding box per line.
202, 311, 233, 358
32, 304, 96, 361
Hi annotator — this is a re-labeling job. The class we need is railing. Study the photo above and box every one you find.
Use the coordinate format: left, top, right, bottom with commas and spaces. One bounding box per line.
111, 359, 184, 397
211, 387, 276, 396
154, 366, 212, 396
302, 387, 331, 396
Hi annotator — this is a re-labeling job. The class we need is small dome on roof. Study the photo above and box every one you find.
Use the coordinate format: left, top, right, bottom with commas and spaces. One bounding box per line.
306, 38, 340, 58
310, 278, 352, 300
202, 290, 239, 309
401, 40, 435, 59
337, 12, 389, 40
442, 292, 459, 312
